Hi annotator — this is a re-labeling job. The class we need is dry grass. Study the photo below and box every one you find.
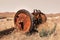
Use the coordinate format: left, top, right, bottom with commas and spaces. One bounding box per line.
0, 13, 60, 40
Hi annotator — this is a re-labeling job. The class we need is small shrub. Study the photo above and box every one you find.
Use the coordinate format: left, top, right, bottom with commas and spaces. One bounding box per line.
39, 23, 57, 37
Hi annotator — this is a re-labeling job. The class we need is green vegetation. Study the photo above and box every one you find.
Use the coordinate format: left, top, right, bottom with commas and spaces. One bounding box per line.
39, 23, 57, 37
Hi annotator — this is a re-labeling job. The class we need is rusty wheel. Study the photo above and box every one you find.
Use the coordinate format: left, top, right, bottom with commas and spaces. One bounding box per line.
33, 9, 47, 23
14, 9, 33, 33
40, 13, 47, 23
32, 9, 47, 24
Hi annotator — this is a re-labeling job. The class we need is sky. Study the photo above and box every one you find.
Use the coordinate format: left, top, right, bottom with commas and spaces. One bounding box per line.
0, 0, 60, 14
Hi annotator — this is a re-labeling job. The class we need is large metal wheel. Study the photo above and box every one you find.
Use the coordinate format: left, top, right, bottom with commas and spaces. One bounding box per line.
32, 9, 47, 24
14, 9, 33, 33
40, 13, 47, 23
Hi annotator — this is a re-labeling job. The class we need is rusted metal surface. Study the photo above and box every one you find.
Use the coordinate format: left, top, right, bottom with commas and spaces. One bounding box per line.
14, 9, 33, 33
14, 9, 47, 34
32, 9, 47, 24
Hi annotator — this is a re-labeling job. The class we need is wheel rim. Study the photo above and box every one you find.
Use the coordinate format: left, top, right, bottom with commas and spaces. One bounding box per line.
40, 14, 47, 23
14, 11, 32, 33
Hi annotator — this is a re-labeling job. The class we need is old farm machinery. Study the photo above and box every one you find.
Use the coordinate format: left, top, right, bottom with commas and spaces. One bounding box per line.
0, 9, 47, 37
0, 9, 57, 38
14, 9, 47, 34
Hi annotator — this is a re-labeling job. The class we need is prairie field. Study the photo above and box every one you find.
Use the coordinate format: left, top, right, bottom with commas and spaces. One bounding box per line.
0, 12, 60, 40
